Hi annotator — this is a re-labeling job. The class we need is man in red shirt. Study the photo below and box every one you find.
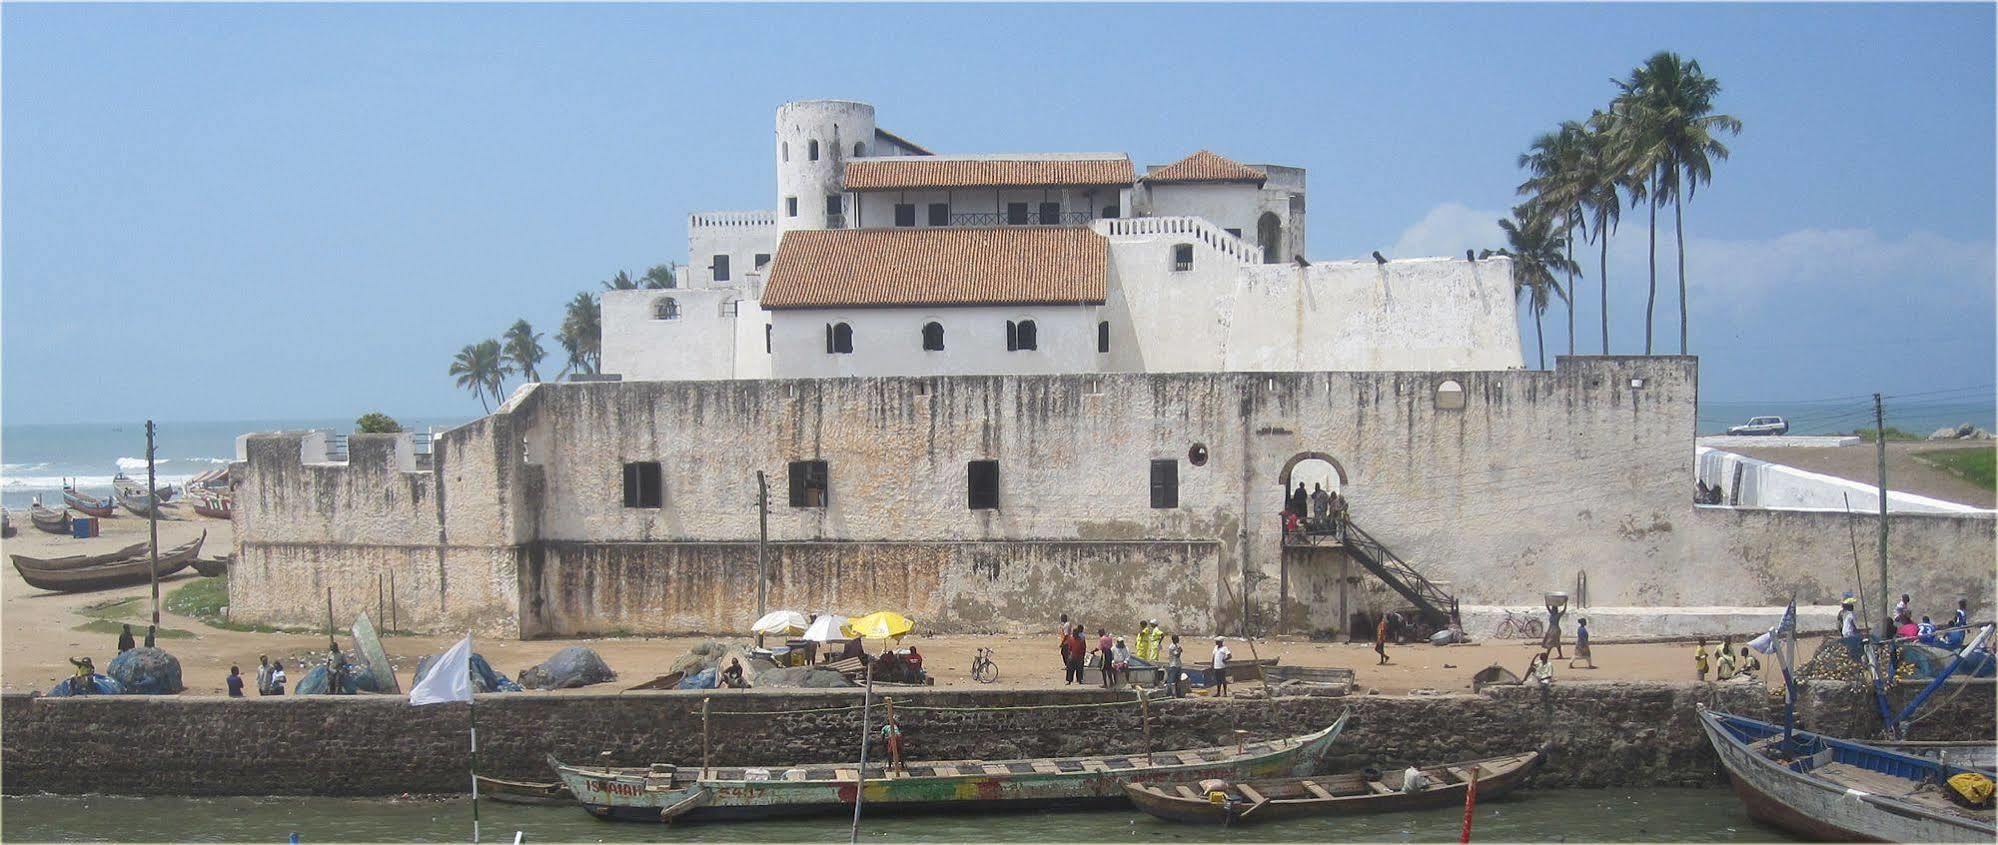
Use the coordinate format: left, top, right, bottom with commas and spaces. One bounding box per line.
1061, 625, 1087, 684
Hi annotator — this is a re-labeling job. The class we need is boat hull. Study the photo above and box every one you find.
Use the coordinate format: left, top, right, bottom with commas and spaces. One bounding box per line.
1700, 710, 1994, 843
556, 713, 1347, 823
63, 491, 117, 518
1124, 751, 1543, 825
30, 507, 72, 534
12, 533, 205, 593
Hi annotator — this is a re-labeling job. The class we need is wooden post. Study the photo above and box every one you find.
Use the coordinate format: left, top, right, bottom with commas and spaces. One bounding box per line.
1140, 688, 1153, 765
377, 574, 385, 633
701, 697, 712, 779
146, 421, 161, 626
1459, 766, 1479, 843
1874, 394, 1890, 639
470, 699, 482, 844
390, 570, 398, 633
325, 587, 336, 649
849, 658, 875, 844
756, 471, 769, 622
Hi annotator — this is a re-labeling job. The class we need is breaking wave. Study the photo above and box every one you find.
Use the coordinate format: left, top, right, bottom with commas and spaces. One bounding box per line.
2, 473, 198, 493
115, 457, 149, 471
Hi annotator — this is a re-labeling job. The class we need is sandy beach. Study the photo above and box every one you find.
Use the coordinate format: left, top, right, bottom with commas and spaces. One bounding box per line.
1, 507, 1790, 698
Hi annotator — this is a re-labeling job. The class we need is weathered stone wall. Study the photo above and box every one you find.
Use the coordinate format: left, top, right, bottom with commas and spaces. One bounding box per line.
6, 681, 1986, 797
1685, 506, 1996, 610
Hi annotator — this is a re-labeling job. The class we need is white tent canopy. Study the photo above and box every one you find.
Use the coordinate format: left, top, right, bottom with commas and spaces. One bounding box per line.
802, 614, 849, 643
751, 610, 809, 637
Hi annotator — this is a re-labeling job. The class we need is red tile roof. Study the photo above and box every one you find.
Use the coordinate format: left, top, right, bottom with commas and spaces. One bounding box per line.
1142, 150, 1267, 185
842, 156, 1135, 191
761, 227, 1109, 309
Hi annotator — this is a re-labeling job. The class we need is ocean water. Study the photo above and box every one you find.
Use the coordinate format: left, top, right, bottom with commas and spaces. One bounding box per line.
1698, 399, 1992, 437
0, 418, 464, 510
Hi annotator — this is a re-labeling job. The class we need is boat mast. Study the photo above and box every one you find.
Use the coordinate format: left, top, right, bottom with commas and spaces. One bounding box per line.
1873, 394, 1889, 642
146, 420, 160, 626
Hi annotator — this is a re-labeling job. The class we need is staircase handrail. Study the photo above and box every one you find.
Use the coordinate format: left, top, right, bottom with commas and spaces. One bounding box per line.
1340, 519, 1458, 627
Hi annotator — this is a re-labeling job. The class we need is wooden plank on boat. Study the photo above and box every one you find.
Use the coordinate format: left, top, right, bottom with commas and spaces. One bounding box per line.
1237, 784, 1268, 804
784, 768, 806, 781
1174, 785, 1200, 799
1032, 761, 1059, 774
1301, 780, 1334, 799
836, 769, 858, 782
1368, 781, 1395, 795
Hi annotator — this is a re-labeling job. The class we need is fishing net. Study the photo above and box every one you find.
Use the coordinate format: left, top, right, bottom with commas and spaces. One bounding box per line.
106, 646, 183, 695
519, 646, 618, 690
45, 674, 125, 696
1795, 638, 1920, 683
411, 652, 523, 693
294, 660, 385, 695
752, 666, 856, 689
676, 667, 718, 690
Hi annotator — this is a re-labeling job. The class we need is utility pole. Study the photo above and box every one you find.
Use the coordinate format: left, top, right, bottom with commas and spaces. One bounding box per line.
1874, 393, 1890, 636
755, 471, 770, 620
146, 420, 161, 626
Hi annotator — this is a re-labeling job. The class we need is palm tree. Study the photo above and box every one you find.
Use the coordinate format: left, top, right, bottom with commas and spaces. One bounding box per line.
1492, 205, 1578, 370
1608, 76, 1664, 355
602, 270, 639, 291
1518, 120, 1589, 358
1614, 52, 1742, 355
557, 291, 601, 376
1578, 110, 1631, 354
503, 319, 546, 383
640, 263, 677, 289
448, 339, 507, 414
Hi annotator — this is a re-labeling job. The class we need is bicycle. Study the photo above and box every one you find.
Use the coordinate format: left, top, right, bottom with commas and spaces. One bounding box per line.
970, 648, 999, 683
1493, 609, 1546, 641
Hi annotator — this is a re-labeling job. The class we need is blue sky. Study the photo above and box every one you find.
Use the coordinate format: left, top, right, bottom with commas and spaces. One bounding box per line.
4, 3, 1993, 424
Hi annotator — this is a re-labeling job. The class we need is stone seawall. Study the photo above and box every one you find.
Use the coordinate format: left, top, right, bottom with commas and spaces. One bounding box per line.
4, 681, 1988, 796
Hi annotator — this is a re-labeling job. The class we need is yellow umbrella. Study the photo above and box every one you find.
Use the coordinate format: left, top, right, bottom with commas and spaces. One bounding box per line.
843, 611, 914, 641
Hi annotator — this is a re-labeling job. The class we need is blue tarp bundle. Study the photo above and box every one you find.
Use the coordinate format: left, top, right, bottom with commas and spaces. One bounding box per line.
106, 647, 183, 695
295, 661, 385, 695
46, 674, 125, 696
677, 667, 718, 690
519, 646, 617, 690
412, 651, 523, 693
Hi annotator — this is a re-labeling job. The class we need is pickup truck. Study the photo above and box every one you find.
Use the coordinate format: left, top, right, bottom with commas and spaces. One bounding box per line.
1727, 416, 1790, 436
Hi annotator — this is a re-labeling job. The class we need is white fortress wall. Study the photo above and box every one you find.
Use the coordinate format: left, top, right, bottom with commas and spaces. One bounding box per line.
599, 288, 742, 382
1228, 257, 1525, 372
1695, 446, 1993, 514
685, 211, 777, 289
768, 305, 1103, 379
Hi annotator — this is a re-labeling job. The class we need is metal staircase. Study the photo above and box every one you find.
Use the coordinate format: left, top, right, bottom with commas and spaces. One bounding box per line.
1337, 520, 1459, 631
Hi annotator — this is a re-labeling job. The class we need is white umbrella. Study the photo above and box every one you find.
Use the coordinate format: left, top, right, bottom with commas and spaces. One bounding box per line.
751, 610, 809, 637
802, 614, 849, 643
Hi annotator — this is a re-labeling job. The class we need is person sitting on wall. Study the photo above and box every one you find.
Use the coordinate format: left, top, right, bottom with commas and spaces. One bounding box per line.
1737, 647, 1761, 679
67, 656, 95, 696
903, 646, 923, 681
720, 658, 747, 688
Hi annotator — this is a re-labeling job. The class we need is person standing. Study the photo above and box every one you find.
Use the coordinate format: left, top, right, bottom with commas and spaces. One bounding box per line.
117, 624, 136, 654
1288, 483, 1308, 521
1211, 637, 1233, 696
1310, 484, 1330, 528
1895, 594, 1911, 622
1543, 599, 1566, 660
1110, 637, 1131, 689
1716, 636, 1738, 680
1949, 599, 1970, 649
269, 661, 287, 696
1839, 597, 1864, 660
143, 625, 156, 648
226, 665, 245, 697
256, 655, 274, 696
1694, 638, 1710, 682
1738, 647, 1761, 679
1374, 615, 1390, 665
1569, 618, 1595, 670
1133, 621, 1153, 662
1096, 628, 1114, 689
1063, 625, 1087, 685
1529, 651, 1554, 704
1166, 635, 1184, 698
1058, 613, 1070, 639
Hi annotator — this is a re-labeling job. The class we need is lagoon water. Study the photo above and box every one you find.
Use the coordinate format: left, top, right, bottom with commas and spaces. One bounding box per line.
1, 789, 1797, 842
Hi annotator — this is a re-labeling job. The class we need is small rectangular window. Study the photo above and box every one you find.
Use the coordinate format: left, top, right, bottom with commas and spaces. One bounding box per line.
1006, 202, 1029, 225
1038, 202, 1060, 224
712, 255, 730, 282
789, 460, 828, 508
927, 203, 949, 226
754, 253, 771, 269
967, 460, 1000, 510
786, 197, 798, 217
764, 324, 772, 354
1225, 228, 1243, 239
894, 203, 916, 227
1097, 320, 1110, 354
1150, 459, 1178, 509
826, 195, 843, 215
622, 462, 663, 509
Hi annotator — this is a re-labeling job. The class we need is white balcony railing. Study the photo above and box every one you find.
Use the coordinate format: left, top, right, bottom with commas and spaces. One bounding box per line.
1092, 216, 1262, 265
689, 210, 777, 229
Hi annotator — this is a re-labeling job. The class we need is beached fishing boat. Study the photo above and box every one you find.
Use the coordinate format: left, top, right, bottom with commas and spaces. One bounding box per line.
553, 711, 1348, 823
1700, 709, 1995, 842
1123, 750, 1543, 825
115, 485, 165, 517
478, 775, 575, 806
63, 487, 118, 518
12, 532, 205, 593
29, 504, 72, 534
9, 542, 151, 572
191, 492, 232, 520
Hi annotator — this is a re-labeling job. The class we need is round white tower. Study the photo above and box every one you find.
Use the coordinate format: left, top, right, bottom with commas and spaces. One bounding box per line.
775, 100, 876, 232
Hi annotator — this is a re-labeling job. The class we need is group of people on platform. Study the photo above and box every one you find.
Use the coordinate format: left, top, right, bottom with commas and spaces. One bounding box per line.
1692, 635, 1762, 682
1056, 614, 1231, 697
1836, 593, 1976, 660
1282, 481, 1347, 537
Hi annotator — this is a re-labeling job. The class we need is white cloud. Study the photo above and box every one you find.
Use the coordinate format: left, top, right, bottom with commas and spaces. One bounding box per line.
1387, 202, 1506, 260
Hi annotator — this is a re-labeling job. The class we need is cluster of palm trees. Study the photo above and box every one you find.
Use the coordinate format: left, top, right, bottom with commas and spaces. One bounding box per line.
1498, 51, 1742, 369
449, 264, 676, 412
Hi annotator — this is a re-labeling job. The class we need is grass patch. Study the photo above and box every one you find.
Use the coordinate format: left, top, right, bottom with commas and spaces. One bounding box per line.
72, 618, 193, 639
163, 578, 315, 634
1853, 426, 1923, 442
1917, 448, 1997, 491
78, 597, 145, 622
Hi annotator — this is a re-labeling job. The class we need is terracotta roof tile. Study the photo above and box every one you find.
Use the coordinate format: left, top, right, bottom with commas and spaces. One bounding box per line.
842, 156, 1135, 191
761, 227, 1108, 309
1142, 150, 1267, 185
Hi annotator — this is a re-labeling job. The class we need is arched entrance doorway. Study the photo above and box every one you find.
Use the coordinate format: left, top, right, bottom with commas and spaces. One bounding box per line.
1257, 212, 1283, 264
1276, 452, 1350, 638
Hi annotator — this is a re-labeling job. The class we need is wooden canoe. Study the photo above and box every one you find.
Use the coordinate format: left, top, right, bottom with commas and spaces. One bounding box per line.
29, 504, 72, 534
63, 488, 118, 518
116, 486, 163, 517
12, 532, 205, 593
1124, 749, 1543, 824
190, 556, 231, 577
10, 542, 151, 572
478, 775, 575, 806
191, 494, 232, 520
553, 711, 1349, 823
1700, 708, 1995, 842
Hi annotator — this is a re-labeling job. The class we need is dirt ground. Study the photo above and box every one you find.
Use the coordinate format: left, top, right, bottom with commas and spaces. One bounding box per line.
1725, 441, 1995, 508
2, 512, 1786, 697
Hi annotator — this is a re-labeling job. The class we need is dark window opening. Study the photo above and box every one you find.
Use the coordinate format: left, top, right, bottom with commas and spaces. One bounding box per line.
826, 195, 843, 215
1150, 459, 1179, 509
825, 322, 854, 354
1016, 319, 1037, 350
788, 460, 829, 508
764, 324, 772, 354
653, 297, 680, 320
967, 460, 999, 510
853, 142, 865, 157
1097, 320, 1110, 353
1188, 444, 1209, 466
1038, 202, 1060, 224
808, 140, 820, 161
1006, 202, 1029, 225
782, 142, 789, 162
927, 203, 949, 226
754, 253, 771, 270
922, 321, 945, 351
1101, 205, 1119, 219
1172, 244, 1194, 272
1225, 228, 1243, 239
622, 462, 663, 509
894, 203, 917, 227
786, 197, 799, 217
712, 255, 731, 281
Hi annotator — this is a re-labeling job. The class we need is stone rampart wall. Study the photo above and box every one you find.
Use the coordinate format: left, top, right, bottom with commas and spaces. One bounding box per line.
5, 681, 1987, 797
1686, 507, 1996, 609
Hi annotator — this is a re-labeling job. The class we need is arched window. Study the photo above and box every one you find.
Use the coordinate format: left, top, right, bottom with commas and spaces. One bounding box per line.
1172, 244, 1194, 271
825, 322, 853, 354
921, 321, 945, 351
1435, 379, 1466, 410
1006, 319, 1038, 351
1257, 211, 1283, 264
1097, 320, 1109, 353
853, 142, 866, 157
652, 297, 680, 320
808, 140, 820, 161
781, 141, 789, 162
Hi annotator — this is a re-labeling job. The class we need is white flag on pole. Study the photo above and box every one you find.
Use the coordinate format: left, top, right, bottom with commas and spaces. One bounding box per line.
409, 634, 474, 706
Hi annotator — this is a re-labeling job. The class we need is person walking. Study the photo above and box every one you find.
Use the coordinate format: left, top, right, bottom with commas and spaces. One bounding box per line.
1374, 615, 1391, 665
1166, 634, 1184, 698
1694, 638, 1710, 682
1210, 637, 1233, 696
227, 665, 245, 697
1097, 629, 1115, 689
1568, 618, 1595, 669
117, 624, 136, 654
1543, 599, 1566, 660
